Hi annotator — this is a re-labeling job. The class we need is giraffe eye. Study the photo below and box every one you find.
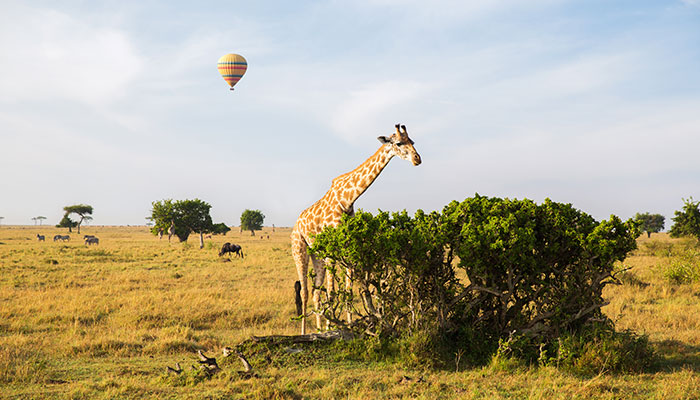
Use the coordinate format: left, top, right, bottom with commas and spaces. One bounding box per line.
396, 142, 403, 147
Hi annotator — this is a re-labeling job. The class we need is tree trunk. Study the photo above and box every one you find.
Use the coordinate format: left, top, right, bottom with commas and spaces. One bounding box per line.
199, 232, 204, 249
647, 231, 651, 238
250, 230, 255, 236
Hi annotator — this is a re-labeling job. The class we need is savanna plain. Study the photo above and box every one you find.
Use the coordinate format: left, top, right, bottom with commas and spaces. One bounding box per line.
1, 226, 699, 399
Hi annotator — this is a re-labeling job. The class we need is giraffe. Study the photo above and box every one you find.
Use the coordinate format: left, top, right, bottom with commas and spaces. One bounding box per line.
291, 124, 422, 334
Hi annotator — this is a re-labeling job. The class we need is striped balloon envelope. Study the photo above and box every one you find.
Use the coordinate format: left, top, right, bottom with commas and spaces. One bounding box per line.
217, 53, 247, 90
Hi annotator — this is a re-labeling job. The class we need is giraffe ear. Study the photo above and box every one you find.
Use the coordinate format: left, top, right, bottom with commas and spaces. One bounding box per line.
377, 136, 391, 144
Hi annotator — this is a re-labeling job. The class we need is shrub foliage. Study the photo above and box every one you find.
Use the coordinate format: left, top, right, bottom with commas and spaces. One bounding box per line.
310, 195, 642, 366
670, 197, 700, 241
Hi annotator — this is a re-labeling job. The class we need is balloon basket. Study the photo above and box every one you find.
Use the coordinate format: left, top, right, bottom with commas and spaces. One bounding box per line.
229, 88, 235, 91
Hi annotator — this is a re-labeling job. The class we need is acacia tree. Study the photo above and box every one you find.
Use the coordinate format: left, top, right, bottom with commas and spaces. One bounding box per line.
670, 197, 700, 241
634, 212, 665, 238
150, 199, 219, 248
37, 216, 47, 225
63, 204, 93, 234
0, 217, 4, 226
240, 209, 265, 236
31, 217, 38, 225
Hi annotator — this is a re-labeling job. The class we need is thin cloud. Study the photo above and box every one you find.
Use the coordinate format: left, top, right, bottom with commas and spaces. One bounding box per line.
0, 4, 142, 105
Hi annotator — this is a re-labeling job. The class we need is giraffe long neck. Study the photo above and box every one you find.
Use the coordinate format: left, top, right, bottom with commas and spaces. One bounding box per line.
335, 144, 394, 211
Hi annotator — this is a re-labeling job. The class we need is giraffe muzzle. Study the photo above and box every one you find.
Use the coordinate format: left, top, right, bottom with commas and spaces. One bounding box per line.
412, 153, 422, 166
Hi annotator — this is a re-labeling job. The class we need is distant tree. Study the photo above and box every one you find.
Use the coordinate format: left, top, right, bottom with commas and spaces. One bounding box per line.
56, 215, 78, 231
63, 204, 93, 234
0, 216, 4, 226
240, 209, 265, 236
634, 212, 665, 238
669, 198, 700, 241
31, 217, 38, 225
149, 199, 216, 248
212, 223, 231, 236
37, 216, 47, 225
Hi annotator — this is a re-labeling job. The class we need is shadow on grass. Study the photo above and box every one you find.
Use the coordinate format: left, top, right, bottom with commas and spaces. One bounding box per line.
654, 339, 700, 371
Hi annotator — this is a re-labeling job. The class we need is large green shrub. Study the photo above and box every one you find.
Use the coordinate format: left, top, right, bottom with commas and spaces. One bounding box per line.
670, 197, 700, 241
311, 195, 641, 364
311, 209, 458, 337
445, 196, 639, 339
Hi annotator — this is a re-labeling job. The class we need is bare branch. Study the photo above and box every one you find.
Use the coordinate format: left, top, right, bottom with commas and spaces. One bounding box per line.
197, 350, 219, 371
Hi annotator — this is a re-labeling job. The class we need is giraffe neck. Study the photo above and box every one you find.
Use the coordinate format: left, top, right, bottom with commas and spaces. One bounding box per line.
334, 144, 394, 211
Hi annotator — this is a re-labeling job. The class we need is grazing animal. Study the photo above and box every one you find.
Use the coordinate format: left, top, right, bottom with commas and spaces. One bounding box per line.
84, 237, 99, 245
219, 242, 244, 258
54, 235, 70, 242
37, 234, 45, 241
167, 221, 175, 243
291, 124, 421, 334
53, 234, 62, 242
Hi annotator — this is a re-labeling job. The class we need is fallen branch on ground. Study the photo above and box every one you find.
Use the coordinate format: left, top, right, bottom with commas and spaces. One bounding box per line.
251, 329, 354, 344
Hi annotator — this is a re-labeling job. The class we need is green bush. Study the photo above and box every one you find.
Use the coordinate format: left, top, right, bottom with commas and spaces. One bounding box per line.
670, 197, 700, 241
311, 209, 457, 337
445, 196, 638, 339
310, 195, 643, 370
664, 260, 700, 284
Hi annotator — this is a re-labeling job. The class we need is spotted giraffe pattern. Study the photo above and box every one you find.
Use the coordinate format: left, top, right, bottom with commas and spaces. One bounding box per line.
291, 124, 422, 334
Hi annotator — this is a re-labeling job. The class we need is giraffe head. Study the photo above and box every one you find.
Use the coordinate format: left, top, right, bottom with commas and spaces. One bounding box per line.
377, 124, 422, 166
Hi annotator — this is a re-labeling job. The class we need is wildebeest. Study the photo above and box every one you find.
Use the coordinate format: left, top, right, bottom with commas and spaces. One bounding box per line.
54, 235, 70, 242
219, 242, 244, 258
37, 234, 45, 241
84, 236, 99, 245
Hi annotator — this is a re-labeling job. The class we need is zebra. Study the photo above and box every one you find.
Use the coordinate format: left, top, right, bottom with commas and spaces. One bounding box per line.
37, 234, 45, 241
84, 236, 99, 245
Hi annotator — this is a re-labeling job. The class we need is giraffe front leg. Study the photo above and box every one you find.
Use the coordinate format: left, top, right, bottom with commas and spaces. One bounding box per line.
345, 267, 353, 325
325, 264, 336, 331
310, 255, 326, 331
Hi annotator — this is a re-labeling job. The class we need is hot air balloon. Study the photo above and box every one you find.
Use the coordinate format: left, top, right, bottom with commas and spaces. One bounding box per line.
217, 53, 247, 90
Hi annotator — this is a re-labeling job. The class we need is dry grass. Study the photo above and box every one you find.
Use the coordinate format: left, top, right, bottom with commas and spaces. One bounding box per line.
1, 227, 699, 399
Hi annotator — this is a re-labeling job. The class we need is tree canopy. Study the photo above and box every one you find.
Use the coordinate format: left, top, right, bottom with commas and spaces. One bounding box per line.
634, 212, 665, 238
669, 197, 700, 241
211, 222, 231, 235
240, 209, 265, 236
149, 199, 225, 247
63, 204, 93, 233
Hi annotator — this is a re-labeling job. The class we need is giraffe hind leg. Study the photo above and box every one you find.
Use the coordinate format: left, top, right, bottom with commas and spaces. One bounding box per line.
291, 228, 310, 335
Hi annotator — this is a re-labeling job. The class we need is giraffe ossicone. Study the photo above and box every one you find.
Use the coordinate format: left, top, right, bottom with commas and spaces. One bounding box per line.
291, 124, 422, 334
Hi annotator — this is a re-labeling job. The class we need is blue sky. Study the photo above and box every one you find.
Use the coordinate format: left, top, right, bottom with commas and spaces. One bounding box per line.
1, 0, 699, 227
